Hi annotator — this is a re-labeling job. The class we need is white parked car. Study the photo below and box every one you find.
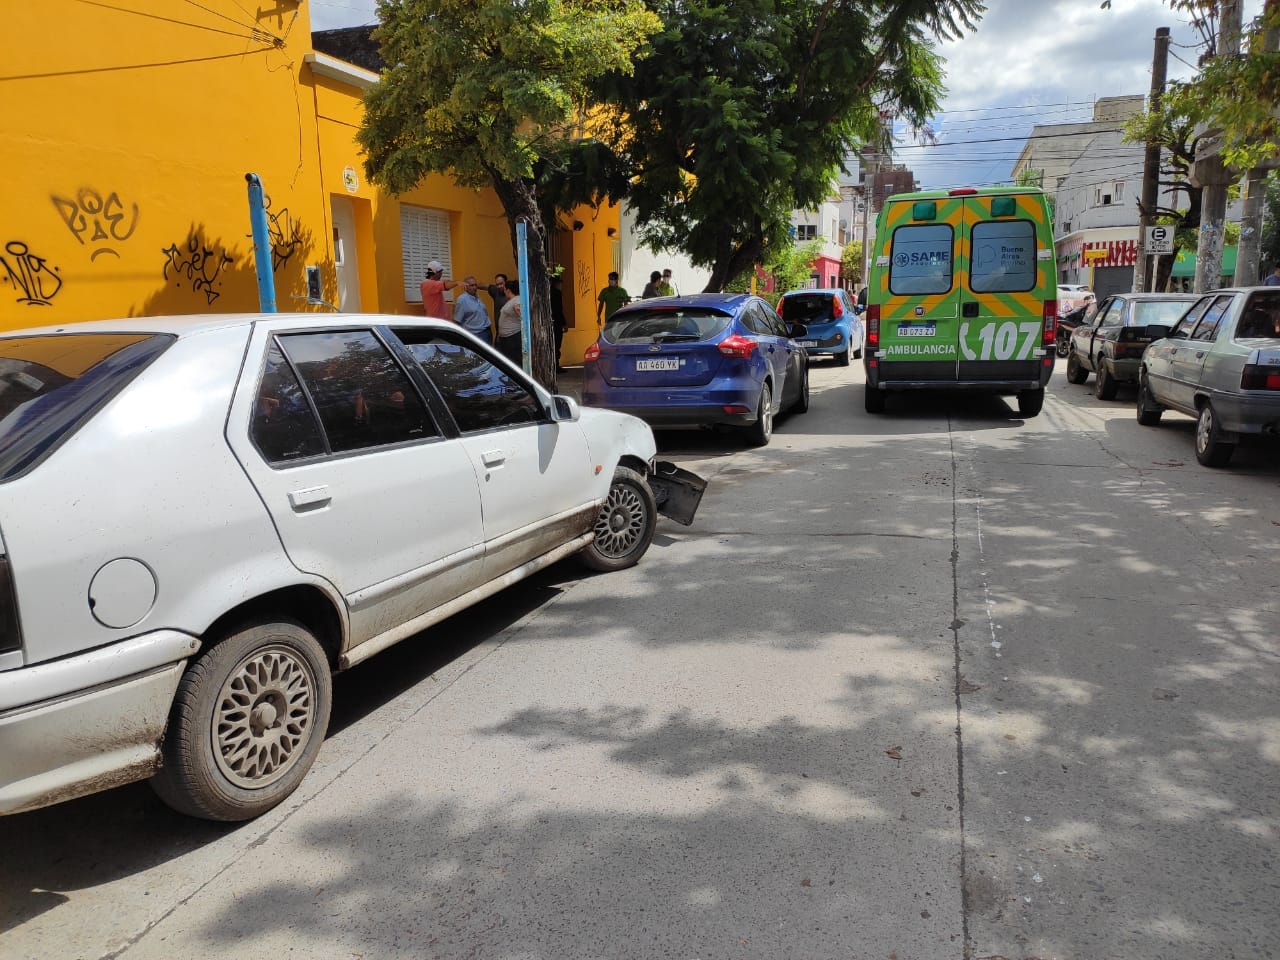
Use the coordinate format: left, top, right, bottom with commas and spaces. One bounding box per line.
0, 315, 705, 820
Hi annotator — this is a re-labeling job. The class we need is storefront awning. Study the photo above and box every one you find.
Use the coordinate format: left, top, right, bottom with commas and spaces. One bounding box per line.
1170, 245, 1237, 278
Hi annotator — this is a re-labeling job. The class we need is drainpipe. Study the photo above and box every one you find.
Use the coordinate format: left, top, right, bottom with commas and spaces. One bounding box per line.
245, 173, 277, 312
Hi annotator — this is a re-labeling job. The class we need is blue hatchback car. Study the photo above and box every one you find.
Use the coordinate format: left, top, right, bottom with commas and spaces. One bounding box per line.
776, 288, 864, 366
582, 293, 810, 446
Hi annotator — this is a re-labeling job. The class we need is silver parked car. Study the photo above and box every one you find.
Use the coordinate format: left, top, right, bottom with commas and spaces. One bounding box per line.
1137, 288, 1280, 466
0, 314, 705, 820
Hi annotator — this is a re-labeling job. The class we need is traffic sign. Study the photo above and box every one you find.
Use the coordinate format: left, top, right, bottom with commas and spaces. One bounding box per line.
1145, 225, 1174, 255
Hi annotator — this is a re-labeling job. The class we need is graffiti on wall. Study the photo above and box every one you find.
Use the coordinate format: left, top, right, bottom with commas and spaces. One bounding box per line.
51, 188, 140, 261
266, 203, 302, 272
1, 241, 63, 306
576, 259, 593, 299
162, 235, 235, 305
250, 196, 303, 273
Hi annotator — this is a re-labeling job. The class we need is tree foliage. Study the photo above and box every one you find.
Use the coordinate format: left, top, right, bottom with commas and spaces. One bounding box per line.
722, 239, 824, 294
596, 0, 984, 291
841, 239, 865, 285
1123, 88, 1207, 290
1262, 170, 1280, 268
1109, 1, 1280, 170
357, 0, 658, 387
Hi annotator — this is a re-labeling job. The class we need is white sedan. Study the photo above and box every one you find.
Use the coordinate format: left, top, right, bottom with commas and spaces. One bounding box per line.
0, 314, 704, 820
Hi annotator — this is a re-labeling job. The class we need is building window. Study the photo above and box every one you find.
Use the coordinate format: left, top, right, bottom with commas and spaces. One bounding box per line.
1062, 220, 1072, 233
794, 224, 817, 241
400, 205, 452, 302
1113, 182, 1124, 200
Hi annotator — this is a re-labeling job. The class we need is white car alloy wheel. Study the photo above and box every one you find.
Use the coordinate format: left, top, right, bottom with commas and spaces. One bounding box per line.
152, 619, 332, 821
580, 467, 657, 572
213, 643, 319, 789
593, 482, 648, 559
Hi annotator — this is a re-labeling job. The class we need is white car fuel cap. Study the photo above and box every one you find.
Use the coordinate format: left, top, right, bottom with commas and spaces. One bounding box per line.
89, 558, 157, 629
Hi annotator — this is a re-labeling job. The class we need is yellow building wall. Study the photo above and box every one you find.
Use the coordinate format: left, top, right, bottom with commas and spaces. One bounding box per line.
2, 0, 621, 350
2, 2, 328, 329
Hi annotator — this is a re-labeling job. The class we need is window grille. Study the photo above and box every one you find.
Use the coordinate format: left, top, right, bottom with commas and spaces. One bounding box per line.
400, 206, 452, 302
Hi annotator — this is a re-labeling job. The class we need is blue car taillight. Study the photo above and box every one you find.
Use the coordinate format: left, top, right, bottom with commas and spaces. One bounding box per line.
0, 543, 20, 655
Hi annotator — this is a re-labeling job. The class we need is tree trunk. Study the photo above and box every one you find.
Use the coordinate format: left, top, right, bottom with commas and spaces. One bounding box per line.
703, 220, 765, 292
487, 169, 557, 390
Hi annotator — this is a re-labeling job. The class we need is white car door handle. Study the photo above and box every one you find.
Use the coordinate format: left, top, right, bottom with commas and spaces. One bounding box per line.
288, 485, 331, 510
481, 449, 506, 467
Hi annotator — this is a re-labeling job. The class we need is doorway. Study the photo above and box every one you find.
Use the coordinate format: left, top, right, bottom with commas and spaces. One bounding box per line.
331, 196, 362, 312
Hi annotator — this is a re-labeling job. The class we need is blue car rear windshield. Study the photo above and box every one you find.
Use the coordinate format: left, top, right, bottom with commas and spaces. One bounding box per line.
0, 333, 173, 482
603, 308, 733, 344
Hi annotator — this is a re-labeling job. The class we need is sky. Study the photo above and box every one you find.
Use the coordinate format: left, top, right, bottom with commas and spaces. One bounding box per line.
306, 0, 1261, 191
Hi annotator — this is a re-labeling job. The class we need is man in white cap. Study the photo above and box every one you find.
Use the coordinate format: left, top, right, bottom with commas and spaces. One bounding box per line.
420, 260, 458, 318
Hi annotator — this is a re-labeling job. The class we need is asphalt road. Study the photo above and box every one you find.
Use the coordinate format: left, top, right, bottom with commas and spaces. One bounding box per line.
3, 359, 1278, 960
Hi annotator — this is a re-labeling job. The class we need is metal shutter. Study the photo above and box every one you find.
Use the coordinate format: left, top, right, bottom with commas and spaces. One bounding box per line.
400, 206, 452, 302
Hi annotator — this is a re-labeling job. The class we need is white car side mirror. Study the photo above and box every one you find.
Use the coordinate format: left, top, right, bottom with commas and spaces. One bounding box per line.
549, 394, 581, 422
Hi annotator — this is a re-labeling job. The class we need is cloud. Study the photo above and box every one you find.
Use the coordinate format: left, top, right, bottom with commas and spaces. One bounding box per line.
899, 0, 1265, 188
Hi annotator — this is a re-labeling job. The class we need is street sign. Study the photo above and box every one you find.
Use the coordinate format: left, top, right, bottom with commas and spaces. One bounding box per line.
1084, 248, 1108, 262
1145, 225, 1174, 255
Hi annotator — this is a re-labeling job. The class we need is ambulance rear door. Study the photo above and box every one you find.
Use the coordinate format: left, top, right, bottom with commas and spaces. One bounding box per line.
955, 191, 1055, 383
873, 194, 965, 380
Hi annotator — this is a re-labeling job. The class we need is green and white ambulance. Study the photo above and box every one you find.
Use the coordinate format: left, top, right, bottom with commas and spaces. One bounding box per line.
862, 186, 1057, 417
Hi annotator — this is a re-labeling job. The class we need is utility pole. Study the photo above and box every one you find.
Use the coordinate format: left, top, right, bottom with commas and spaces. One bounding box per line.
1193, 0, 1242, 294
1134, 27, 1171, 293
1234, 0, 1280, 286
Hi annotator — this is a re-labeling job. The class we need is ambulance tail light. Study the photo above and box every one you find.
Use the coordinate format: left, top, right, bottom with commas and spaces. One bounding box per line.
867, 304, 880, 349
1042, 300, 1057, 348
1240, 363, 1280, 391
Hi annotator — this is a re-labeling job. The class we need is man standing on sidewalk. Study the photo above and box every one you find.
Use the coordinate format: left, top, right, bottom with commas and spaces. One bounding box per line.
420, 260, 458, 318
596, 272, 629, 324
453, 276, 492, 345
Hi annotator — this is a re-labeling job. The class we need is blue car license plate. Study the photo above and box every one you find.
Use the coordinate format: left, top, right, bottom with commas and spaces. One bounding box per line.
636, 358, 680, 371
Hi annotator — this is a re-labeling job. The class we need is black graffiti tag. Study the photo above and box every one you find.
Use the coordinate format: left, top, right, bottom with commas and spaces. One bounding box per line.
265, 202, 302, 273
1, 241, 63, 306
52, 188, 140, 261
162, 236, 235, 305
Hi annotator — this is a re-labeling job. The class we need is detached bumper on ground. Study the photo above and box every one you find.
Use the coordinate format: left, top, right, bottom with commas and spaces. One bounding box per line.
649, 461, 707, 526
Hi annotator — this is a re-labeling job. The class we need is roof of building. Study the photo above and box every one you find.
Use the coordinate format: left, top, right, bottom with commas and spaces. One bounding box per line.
311, 26, 382, 73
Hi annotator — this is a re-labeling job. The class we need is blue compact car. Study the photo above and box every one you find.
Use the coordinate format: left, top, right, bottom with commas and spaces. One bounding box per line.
582, 293, 810, 447
776, 288, 863, 366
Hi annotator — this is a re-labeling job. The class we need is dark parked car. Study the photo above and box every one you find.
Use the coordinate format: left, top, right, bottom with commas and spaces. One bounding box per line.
1065, 293, 1198, 399
582, 293, 810, 447
1138, 287, 1280, 466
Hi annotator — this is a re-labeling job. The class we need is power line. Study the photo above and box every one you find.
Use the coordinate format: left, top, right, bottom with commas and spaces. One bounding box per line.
891, 127, 1123, 149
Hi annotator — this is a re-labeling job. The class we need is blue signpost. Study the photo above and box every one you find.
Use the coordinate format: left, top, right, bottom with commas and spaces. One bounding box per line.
245, 173, 277, 313
516, 220, 532, 375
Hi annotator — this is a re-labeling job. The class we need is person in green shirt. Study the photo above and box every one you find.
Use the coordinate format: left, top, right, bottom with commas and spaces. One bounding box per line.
596, 272, 630, 323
